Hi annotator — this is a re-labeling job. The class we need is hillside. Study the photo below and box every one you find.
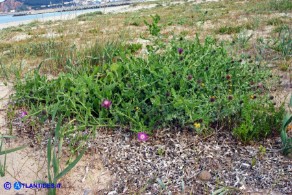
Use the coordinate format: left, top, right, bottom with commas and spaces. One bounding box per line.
0, 0, 22, 12
0, 0, 73, 12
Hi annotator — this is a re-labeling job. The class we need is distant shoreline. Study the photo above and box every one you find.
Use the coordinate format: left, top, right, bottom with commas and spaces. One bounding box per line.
0, 2, 156, 30
1, 1, 133, 16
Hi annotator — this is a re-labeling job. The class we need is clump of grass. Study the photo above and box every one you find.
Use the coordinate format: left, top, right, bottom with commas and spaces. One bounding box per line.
269, 0, 292, 12
271, 26, 292, 58
216, 21, 260, 35
273, 24, 289, 33
267, 18, 284, 26
129, 21, 140, 26
232, 30, 253, 49
279, 62, 289, 71
77, 11, 103, 21
216, 25, 242, 34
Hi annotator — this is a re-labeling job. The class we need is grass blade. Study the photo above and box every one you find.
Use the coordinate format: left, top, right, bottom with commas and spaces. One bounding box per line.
52, 150, 59, 177
54, 148, 85, 181
0, 145, 26, 155
47, 138, 52, 183
282, 114, 292, 130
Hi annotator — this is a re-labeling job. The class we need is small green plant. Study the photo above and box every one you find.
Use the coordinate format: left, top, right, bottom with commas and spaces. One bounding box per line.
279, 62, 289, 71
216, 26, 242, 35
232, 30, 253, 48
267, 18, 284, 26
251, 157, 257, 167
258, 145, 266, 158
157, 148, 165, 156
129, 21, 140, 26
144, 14, 161, 36
271, 26, 292, 58
37, 117, 85, 195
233, 96, 284, 143
124, 43, 143, 53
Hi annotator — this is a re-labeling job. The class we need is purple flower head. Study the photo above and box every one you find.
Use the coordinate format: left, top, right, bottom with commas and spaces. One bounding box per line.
187, 74, 193, 80
137, 132, 148, 141
19, 111, 27, 118
101, 99, 112, 109
257, 82, 263, 88
178, 48, 183, 55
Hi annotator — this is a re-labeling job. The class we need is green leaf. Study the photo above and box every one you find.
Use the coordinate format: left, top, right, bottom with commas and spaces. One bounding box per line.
282, 114, 292, 130
0, 145, 26, 155
47, 138, 52, 183
54, 117, 62, 144
52, 150, 59, 177
110, 63, 120, 72
281, 130, 287, 145
54, 148, 86, 182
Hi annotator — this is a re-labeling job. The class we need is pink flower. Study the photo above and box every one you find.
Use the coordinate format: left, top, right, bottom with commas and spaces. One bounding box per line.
257, 82, 264, 88
101, 99, 112, 109
19, 111, 27, 118
137, 132, 148, 141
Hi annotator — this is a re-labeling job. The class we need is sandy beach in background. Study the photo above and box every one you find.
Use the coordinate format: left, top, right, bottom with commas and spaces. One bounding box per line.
0, 4, 156, 29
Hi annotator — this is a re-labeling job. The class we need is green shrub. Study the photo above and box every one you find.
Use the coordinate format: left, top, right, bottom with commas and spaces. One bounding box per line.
13, 35, 279, 142
233, 96, 284, 143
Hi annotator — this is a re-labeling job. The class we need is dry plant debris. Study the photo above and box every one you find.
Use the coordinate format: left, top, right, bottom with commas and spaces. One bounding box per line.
91, 129, 291, 194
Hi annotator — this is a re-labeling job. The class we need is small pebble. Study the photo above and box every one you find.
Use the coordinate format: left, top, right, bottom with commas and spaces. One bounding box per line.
198, 170, 212, 181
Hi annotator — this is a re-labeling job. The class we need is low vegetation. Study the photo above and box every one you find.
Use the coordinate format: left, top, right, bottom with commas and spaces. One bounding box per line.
11, 16, 285, 151
0, 0, 291, 194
